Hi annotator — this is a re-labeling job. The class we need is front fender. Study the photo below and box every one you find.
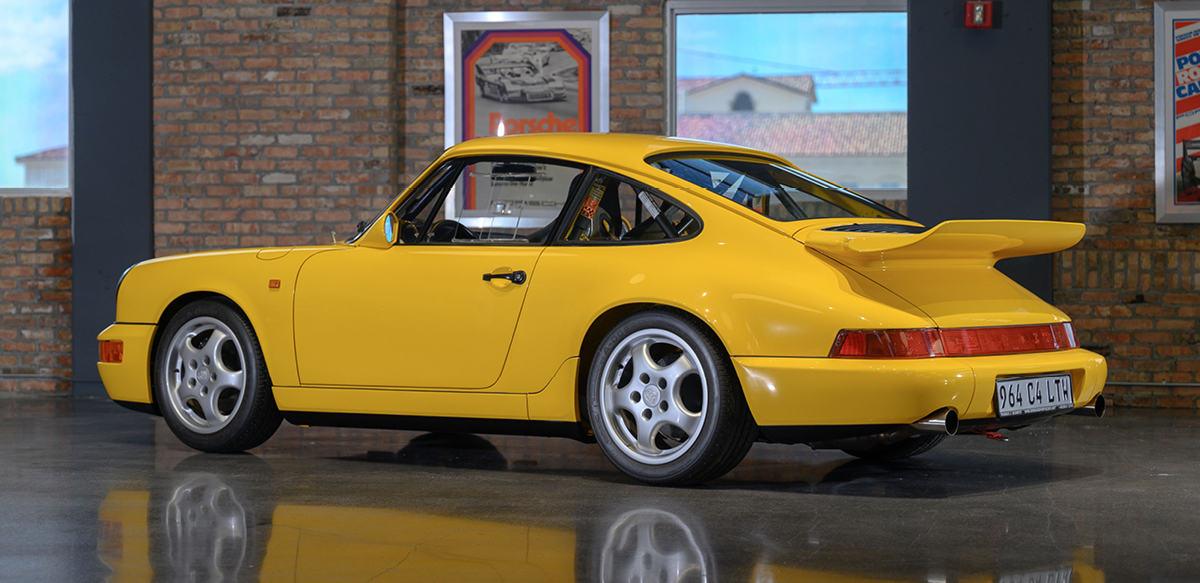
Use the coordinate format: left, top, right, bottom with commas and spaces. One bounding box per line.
114, 247, 335, 387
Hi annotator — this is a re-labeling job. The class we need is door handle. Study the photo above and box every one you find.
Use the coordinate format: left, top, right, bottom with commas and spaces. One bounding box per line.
482, 270, 527, 285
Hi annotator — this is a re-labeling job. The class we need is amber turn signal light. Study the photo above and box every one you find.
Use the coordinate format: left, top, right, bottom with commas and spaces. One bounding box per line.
99, 340, 124, 363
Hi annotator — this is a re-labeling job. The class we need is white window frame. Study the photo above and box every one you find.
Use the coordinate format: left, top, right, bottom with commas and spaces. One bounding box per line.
665, 0, 907, 201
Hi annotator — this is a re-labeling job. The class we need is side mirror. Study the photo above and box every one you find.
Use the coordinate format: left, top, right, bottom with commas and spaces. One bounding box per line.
357, 213, 400, 249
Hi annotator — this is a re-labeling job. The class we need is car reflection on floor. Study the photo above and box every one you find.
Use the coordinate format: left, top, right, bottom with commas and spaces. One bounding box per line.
96, 449, 1105, 583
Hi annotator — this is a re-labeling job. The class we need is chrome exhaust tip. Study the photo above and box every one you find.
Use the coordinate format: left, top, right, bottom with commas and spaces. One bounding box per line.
1068, 394, 1106, 418
911, 408, 959, 436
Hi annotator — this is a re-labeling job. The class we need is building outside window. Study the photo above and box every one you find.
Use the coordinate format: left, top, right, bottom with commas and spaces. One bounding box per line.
0, 0, 70, 194
666, 1, 906, 205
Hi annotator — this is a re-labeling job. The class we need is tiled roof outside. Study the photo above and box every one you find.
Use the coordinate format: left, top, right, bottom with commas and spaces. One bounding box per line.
677, 74, 816, 97
15, 146, 68, 163
677, 112, 906, 157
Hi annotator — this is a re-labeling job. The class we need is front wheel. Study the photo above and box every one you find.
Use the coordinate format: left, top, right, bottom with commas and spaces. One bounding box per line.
587, 309, 757, 486
153, 299, 282, 453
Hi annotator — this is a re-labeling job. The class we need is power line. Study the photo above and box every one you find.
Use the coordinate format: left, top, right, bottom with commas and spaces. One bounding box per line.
679, 48, 906, 88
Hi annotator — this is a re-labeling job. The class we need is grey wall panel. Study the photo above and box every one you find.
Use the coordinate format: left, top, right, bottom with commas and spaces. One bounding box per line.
908, 1, 1053, 300
70, 0, 154, 397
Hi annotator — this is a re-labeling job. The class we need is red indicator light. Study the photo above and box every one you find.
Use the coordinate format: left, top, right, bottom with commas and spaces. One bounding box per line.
99, 340, 124, 363
965, 1, 993, 29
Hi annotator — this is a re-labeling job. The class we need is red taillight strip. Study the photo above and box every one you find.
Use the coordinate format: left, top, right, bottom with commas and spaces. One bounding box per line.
830, 323, 1077, 359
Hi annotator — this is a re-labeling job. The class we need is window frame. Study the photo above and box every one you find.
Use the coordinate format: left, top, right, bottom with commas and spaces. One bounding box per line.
392, 154, 590, 247
664, 0, 907, 201
551, 168, 704, 247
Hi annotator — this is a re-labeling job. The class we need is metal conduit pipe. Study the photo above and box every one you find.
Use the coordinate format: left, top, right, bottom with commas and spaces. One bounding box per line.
1105, 381, 1200, 387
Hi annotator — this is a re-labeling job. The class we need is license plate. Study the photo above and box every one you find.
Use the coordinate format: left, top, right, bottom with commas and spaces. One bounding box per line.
995, 374, 1073, 417
998, 566, 1073, 583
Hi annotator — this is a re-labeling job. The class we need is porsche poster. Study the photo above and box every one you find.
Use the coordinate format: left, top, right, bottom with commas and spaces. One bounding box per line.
444, 12, 608, 149
1157, 3, 1200, 222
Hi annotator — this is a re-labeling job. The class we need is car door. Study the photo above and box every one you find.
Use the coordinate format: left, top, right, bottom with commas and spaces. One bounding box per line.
292, 157, 585, 390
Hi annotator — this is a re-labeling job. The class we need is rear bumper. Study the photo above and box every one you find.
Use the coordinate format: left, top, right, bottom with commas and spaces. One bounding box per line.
733, 348, 1107, 430
97, 323, 157, 405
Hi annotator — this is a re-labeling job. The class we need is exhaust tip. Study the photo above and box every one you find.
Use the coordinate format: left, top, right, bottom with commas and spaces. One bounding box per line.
1068, 395, 1106, 418
944, 409, 959, 435
912, 408, 958, 436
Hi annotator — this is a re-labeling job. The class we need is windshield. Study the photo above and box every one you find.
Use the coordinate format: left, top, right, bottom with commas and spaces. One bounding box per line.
649, 156, 907, 221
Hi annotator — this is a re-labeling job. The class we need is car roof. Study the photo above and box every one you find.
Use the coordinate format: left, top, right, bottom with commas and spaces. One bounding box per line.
443, 133, 792, 172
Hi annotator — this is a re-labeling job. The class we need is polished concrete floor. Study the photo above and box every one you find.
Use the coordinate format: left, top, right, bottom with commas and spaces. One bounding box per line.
1, 398, 1198, 582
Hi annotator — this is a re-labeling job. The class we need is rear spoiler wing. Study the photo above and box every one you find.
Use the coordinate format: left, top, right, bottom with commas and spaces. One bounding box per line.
799, 220, 1085, 268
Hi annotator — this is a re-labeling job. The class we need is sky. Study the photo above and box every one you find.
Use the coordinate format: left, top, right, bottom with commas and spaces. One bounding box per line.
0, 0, 70, 188
676, 12, 907, 113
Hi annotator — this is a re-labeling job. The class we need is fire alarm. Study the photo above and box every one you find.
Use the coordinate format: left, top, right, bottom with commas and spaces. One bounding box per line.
965, 1, 993, 29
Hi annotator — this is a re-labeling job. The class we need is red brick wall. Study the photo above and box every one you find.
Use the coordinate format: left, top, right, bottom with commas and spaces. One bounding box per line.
0, 196, 72, 395
1052, 0, 1200, 408
152, 0, 664, 255
152, 0, 402, 256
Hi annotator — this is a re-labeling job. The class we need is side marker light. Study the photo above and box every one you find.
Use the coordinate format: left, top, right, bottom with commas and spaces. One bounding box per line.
100, 340, 124, 363
269, 279, 281, 289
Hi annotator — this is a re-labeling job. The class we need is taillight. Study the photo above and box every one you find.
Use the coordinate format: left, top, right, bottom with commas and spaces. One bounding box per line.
829, 329, 942, 359
99, 340, 124, 363
940, 323, 1076, 356
830, 323, 1077, 359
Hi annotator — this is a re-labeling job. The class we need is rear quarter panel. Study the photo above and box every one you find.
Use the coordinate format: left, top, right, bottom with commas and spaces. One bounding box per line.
503, 193, 938, 402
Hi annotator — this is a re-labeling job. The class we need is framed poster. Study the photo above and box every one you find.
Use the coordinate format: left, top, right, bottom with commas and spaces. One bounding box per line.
1156, 2, 1200, 223
444, 11, 609, 148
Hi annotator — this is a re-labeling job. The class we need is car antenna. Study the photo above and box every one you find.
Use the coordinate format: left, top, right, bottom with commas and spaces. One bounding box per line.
330, 230, 337, 244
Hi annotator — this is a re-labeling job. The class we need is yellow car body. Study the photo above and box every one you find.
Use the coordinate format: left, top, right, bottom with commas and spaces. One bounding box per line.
98, 133, 1106, 484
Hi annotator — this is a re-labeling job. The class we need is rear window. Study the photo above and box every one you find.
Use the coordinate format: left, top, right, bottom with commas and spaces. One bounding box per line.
649, 156, 906, 222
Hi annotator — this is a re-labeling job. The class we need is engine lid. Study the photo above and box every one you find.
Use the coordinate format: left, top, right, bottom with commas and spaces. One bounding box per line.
796, 220, 1085, 328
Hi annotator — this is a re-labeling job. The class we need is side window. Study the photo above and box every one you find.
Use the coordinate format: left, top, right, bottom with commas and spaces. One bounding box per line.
395, 158, 583, 244
563, 173, 700, 243
394, 162, 458, 243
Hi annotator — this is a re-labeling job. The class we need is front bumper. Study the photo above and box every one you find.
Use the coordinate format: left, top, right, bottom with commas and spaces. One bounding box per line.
733, 348, 1107, 430
97, 323, 157, 405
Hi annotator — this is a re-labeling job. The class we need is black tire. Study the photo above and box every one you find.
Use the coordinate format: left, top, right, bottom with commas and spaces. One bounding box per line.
840, 434, 947, 461
587, 308, 758, 486
153, 299, 282, 453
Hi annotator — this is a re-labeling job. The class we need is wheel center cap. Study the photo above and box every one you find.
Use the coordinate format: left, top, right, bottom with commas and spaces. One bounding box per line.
643, 386, 661, 407
197, 367, 211, 383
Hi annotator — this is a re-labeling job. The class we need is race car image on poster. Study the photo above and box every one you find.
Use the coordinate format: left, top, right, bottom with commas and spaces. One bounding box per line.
474, 52, 568, 103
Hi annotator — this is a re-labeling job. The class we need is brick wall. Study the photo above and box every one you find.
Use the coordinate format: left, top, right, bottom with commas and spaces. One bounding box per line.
152, 0, 664, 256
1052, 0, 1200, 408
0, 196, 72, 395
153, 0, 402, 256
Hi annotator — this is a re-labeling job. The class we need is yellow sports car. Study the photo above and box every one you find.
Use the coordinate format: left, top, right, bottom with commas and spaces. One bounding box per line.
98, 134, 1107, 486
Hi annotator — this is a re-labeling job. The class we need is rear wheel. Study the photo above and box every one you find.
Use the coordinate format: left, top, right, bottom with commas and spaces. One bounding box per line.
587, 309, 757, 486
840, 434, 947, 461
154, 300, 282, 453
